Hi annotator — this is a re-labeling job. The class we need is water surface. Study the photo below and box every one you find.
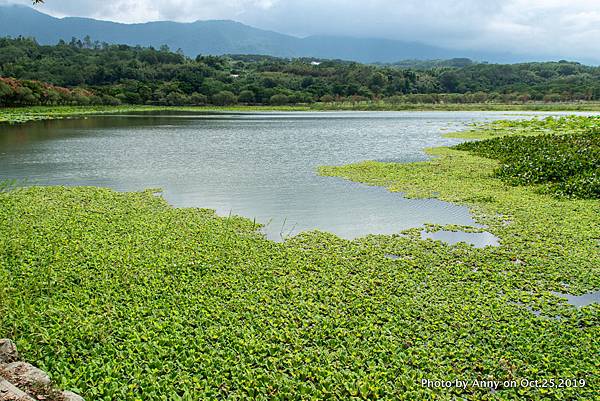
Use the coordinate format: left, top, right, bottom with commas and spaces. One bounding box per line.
0, 111, 590, 240
421, 230, 500, 248
552, 291, 600, 308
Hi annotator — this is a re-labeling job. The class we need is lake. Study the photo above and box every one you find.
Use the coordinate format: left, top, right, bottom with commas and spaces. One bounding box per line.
0, 111, 588, 242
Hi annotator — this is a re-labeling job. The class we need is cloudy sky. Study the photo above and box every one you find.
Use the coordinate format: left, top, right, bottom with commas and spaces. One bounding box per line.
5, 0, 600, 62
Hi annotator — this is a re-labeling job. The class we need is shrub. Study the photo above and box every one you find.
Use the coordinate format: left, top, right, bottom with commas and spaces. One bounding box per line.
238, 90, 255, 104
212, 90, 237, 106
269, 94, 289, 105
165, 91, 190, 106
189, 92, 207, 106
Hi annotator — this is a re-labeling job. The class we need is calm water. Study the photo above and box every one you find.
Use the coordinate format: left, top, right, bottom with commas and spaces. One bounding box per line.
421, 230, 501, 249
0, 111, 589, 241
552, 291, 600, 308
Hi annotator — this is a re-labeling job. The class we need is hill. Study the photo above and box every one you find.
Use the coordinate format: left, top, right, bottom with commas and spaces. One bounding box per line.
1, 4, 509, 63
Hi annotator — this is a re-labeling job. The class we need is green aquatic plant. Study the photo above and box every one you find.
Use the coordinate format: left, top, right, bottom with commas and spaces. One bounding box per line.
0, 179, 26, 193
0, 180, 16, 193
1, 116, 599, 400
455, 127, 599, 199
445, 115, 600, 140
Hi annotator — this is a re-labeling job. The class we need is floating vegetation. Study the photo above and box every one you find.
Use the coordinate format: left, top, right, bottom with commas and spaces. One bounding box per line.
444, 115, 600, 140
1, 116, 599, 400
455, 117, 599, 199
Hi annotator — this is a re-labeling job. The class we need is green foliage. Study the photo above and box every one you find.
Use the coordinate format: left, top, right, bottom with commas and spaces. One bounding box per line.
386, 58, 475, 69
237, 89, 255, 104
211, 90, 237, 106
455, 117, 600, 199
1, 185, 599, 400
0, 77, 97, 107
0, 179, 19, 193
189, 92, 207, 106
269, 93, 289, 105
2, 37, 600, 108
0, 116, 599, 400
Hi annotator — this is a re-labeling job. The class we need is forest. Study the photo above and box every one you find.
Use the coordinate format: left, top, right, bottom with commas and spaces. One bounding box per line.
1, 37, 600, 107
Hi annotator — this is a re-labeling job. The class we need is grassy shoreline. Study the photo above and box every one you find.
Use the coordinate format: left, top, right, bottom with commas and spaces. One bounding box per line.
1, 102, 600, 125
1, 116, 598, 399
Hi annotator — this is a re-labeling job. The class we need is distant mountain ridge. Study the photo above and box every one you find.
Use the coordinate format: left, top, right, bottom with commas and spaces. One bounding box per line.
0, 4, 546, 63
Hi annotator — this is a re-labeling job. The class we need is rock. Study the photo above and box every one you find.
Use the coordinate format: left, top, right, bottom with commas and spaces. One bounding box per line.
0, 340, 18, 364
0, 340, 83, 401
0, 378, 35, 401
61, 391, 84, 401
2, 363, 50, 387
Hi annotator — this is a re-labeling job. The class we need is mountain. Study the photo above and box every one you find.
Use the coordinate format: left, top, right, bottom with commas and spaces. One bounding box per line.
0, 4, 517, 63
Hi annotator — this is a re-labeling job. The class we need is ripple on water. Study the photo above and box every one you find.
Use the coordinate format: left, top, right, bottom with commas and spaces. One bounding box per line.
0, 111, 585, 241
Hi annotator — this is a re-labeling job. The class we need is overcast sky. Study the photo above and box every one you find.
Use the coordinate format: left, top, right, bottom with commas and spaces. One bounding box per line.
4, 0, 600, 62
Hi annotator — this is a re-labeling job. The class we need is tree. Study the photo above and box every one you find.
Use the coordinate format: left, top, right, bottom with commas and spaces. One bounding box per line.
439, 71, 460, 92
238, 90, 255, 104
269, 94, 289, 105
165, 91, 189, 106
189, 92, 207, 105
2, 36, 598, 107
212, 91, 237, 106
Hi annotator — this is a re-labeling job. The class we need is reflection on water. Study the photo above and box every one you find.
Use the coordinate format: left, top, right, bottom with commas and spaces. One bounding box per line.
0, 111, 590, 240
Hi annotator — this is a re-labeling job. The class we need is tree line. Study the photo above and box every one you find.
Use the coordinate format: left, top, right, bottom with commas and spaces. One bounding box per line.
0, 77, 96, 107
1, 37, 599, 107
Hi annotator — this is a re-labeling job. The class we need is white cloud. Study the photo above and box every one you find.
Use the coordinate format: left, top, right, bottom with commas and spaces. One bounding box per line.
5, 0, 600, 62
4, 0, 276, 22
